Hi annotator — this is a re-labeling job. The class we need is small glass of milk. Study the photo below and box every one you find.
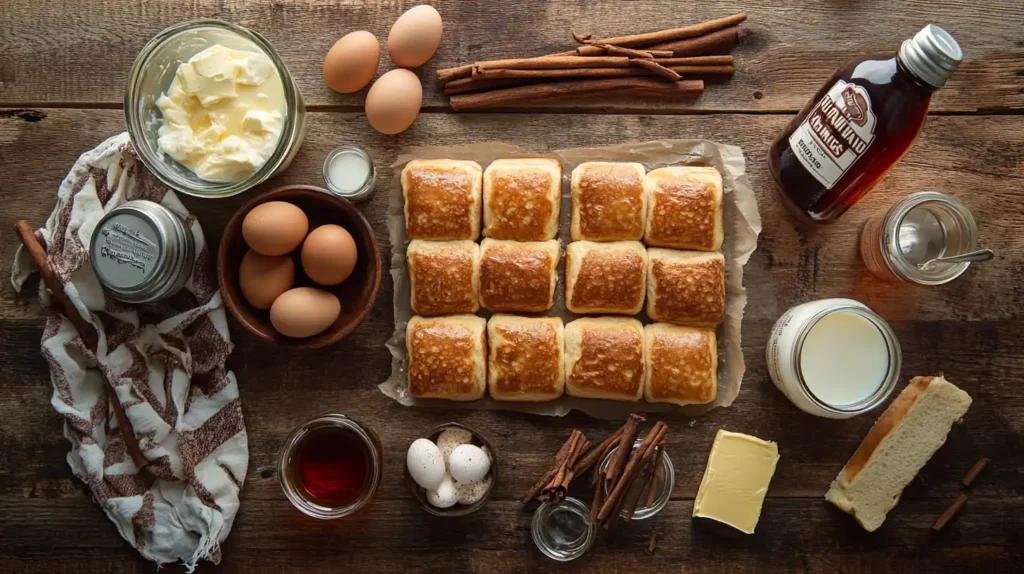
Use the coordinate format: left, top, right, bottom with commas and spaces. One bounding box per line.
766, 298, 902, 419
323, 145, 376, 201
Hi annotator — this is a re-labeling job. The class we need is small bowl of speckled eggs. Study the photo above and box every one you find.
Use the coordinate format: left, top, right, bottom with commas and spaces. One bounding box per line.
404, 423, 498, 517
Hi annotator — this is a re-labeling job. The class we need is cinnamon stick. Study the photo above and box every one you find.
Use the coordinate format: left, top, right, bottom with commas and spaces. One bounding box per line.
472, 65, 731, 81
590, 465, 605, 521
587, 44, 670, 59
932, 493, 968, 532
572, 425, 625, 476
443, 77, 532, 95
437, 64, 473, 83
473, 56, 631, 75
962, 457, 989, 488
598, 422, 668, 522
629, 58, 682, 81
646, 26, 742, 56
621, 457, 656, 522
654, 55, 735, 65
605, 414, 645, 491
449, 78, 703, 111
573, 12, 747, 48
647, 530, 658, 554
15, 220, 148, 470
521, 430, 582, 504
645, 445, 665, 508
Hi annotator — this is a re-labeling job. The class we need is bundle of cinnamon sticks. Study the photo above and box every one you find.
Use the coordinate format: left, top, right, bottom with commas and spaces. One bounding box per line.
437, 12, 746, 111
522, 414, 670, 531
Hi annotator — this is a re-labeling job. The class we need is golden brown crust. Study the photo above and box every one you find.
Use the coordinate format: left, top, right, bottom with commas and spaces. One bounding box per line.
566, 241, 646, 314
644, 167, 723, 250
843, 376, 932, 482
647, 249, 725, 326
484, 159, 561, 241
403, 160, 482, 240
408, 240, 479, 316
566, 318, 644, 401
571, 162, 646, 241
479, 239, 558, 312
407, 315, 486, 401
488, 316, 564, 401
645, 324, 717, 405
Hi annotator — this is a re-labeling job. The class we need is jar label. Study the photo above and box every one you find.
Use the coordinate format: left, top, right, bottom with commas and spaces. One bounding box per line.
788, 80, 877, 189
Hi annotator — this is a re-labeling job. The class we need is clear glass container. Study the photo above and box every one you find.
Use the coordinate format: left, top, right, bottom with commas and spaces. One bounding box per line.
860, 191, 978, 285
323, 145, 377, 201
598, 439, 674, 520
125, 19, 306, 198
277, 414, 382, 519
531, 497, 597, 562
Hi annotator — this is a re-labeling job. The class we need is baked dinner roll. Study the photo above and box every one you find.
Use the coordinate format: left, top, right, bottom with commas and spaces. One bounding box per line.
565, 241, 647, 315
406, 315, 487, 401
407, 240, 480, 316
646, 248, 725, 326
483, 158, 562, 241
570, 162, 647, 241
644, 166, 723, 251
644, 323, 717, 406
487, 315, 564, 402
564, 317, 645, 402
479, 238, 559, 312
402, 159, 483, 240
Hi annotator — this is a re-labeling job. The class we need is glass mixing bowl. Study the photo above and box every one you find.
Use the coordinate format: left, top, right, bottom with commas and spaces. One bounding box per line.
125, 19, 306, 198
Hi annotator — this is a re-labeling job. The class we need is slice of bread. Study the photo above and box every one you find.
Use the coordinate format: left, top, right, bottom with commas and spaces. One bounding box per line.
825, 375, 972, 531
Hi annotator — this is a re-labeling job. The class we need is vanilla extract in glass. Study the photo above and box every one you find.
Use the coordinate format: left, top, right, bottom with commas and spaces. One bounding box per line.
768, 25, 963, 224
278, 414, 382, 519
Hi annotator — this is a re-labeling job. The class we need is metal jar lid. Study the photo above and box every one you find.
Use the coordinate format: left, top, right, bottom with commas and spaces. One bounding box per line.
898, 24, 963, 88
90, 200, 195, 303
877, 191, 978, 285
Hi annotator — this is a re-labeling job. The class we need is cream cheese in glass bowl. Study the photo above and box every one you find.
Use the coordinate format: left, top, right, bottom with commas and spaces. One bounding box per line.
126, 20, 306, 198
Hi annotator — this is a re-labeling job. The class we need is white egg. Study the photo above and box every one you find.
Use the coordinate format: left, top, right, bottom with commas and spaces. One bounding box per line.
448, 444, 490, 484
455, 475, 492, 505
426, 473, 458, 509
406, 438, 445, 490
436, 427, 473, 465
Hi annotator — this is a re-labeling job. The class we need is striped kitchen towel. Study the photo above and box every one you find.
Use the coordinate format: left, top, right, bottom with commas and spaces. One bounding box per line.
11, 132, 248, 571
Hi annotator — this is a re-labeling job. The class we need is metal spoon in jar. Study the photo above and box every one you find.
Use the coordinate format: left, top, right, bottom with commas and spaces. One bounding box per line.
917, 248, 994, 269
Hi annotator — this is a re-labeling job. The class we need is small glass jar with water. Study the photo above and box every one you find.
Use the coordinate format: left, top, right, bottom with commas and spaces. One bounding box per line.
860, 191, 979, 285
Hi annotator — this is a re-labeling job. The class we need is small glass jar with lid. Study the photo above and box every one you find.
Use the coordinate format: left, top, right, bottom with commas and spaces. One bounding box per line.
860, 191, 979, 285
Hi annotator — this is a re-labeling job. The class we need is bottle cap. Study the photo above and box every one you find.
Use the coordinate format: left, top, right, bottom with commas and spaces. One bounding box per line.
898, 24, 963, 88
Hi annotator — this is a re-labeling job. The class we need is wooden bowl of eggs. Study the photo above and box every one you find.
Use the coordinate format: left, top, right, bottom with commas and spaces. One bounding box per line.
217, 185, 381, 349
404, 423, 498, 517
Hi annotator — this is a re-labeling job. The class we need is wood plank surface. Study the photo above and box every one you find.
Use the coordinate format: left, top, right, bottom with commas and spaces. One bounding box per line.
1, 0, 1022, 112
1, 109, 1022, 571
2, 0, 1023, 572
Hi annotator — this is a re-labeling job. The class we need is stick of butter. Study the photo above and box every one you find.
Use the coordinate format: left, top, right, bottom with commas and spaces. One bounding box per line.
693, 429, 780, 534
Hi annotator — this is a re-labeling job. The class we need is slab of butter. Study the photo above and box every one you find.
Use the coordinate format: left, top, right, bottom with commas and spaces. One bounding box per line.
693, 429, 780, 534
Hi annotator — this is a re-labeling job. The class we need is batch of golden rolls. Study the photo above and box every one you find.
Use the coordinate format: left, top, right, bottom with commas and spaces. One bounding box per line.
402, 157, 725, 407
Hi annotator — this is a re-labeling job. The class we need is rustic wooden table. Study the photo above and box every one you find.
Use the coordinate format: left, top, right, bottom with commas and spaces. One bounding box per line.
2, 1, 1022, 572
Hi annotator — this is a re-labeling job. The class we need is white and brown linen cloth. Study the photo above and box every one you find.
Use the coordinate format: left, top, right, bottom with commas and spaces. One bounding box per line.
11, 133, 247, 571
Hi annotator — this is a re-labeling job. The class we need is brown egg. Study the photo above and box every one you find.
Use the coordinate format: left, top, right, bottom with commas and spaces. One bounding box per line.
270, 287, 341, 338
242, 201, 309, 256
301, 224, 359, 286
323, 31, 381, 94
238, 250, 295, 310
365, 69, 422, 135
387, 5, 443, 68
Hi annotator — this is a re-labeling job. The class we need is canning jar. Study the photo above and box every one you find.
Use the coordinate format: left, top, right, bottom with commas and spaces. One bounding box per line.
767, 299, 901, 419
860, 191, 978, 285
125, 19, 306, 198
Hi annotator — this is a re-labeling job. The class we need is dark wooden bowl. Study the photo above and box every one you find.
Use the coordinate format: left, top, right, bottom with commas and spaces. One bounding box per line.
403, 423, 499, 517
217, 185, 382, 349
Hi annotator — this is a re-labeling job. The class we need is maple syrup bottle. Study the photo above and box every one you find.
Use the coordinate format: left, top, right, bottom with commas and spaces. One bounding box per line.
768, 25, 962, 224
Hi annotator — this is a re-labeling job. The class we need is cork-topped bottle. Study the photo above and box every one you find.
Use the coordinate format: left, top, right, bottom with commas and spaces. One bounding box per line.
768, 25, 963, 224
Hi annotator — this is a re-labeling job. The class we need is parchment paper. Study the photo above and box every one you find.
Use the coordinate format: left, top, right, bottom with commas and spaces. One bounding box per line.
379, 140, 761, 419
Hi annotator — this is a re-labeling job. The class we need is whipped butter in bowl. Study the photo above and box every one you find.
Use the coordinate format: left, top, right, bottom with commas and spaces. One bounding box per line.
126, 20, 306, 198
